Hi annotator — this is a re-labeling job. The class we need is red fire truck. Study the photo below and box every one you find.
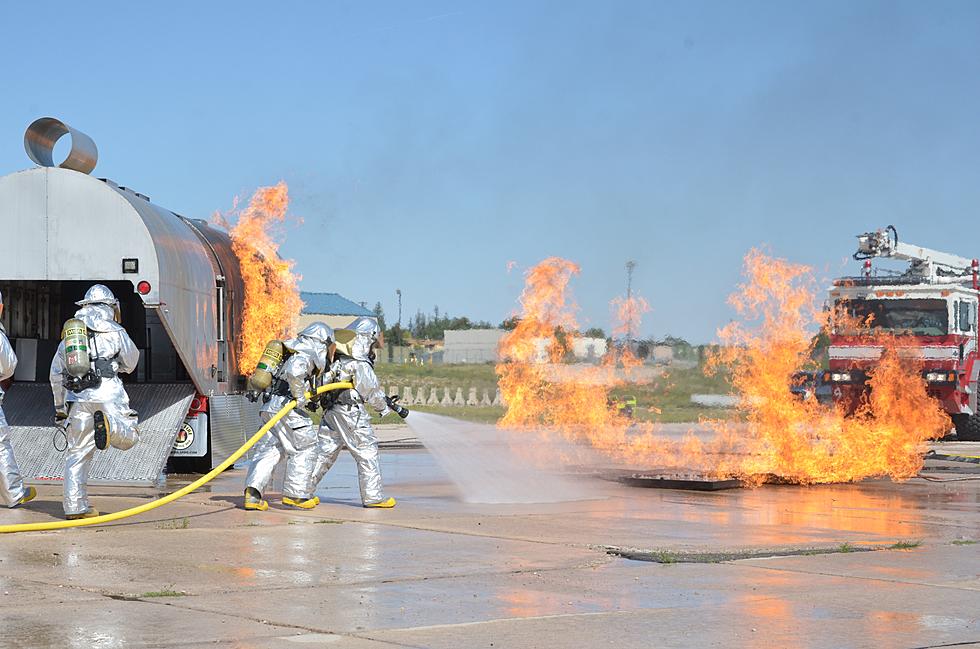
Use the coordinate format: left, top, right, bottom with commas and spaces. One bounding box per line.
826, 226, 979, 440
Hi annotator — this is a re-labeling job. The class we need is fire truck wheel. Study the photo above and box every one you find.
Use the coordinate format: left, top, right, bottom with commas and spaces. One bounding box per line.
951, 413, 980, 442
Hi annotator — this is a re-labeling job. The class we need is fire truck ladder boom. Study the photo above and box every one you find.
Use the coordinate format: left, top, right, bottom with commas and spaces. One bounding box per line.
854, 225, 976, 281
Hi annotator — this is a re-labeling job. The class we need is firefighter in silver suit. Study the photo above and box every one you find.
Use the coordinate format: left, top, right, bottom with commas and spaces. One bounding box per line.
50, 285, 140, 520
0, 289, 36, 508
243, 322, 334, 511
312, 317, 407, 508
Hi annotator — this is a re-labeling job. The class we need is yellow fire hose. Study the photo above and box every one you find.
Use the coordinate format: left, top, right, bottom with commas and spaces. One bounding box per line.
0, 382, 353, 534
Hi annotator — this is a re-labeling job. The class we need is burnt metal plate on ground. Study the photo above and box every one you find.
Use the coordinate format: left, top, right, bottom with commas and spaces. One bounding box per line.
617, 472, 743, 491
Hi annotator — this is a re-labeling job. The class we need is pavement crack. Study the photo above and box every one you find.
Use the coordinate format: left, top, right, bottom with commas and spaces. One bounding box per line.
137, 597, 427, 647
600, 544, 880, 563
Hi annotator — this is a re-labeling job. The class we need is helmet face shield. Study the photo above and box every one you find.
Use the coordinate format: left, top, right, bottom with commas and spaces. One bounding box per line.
113, 302, 122, 324
375, 331, 385, 349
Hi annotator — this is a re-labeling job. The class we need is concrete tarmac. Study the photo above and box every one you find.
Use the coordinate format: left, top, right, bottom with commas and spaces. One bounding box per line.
0, 430, 977, 649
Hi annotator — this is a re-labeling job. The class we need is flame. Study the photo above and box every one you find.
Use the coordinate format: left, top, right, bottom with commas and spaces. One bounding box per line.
496, 252, 950, 484
610, 294, 650, 339
709, 249, 950, 484
217, 181, 304, 373
497, 258, 637, 456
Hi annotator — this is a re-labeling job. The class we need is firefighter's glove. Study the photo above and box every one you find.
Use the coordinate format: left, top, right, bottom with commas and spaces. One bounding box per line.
386, 395, 409, 419
245, 390, 259, 403
304, 399, 320, 413
55, 410, 68, 426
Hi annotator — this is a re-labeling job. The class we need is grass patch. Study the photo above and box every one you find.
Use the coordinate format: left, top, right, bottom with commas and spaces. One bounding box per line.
156, 517, 189, 530
346, 361, 742, 424
411, 405, 506, 424
376, 363, 499, 392
606, 543, 877, 563
951, 539, 977, 546
889, 540, 922, 550
141, 589, 186, 598
610, 364, 738, 424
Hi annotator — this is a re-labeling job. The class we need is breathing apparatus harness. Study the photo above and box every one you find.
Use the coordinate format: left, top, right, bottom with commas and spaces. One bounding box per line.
55, 330, 120, 451
62, 334, 118, 393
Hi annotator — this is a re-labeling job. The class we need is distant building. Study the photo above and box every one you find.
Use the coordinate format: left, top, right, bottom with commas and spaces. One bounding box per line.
651, 345, 674, 364
572, 337, 608, 360
298, 291, 377, 331
443, 329, 505, 364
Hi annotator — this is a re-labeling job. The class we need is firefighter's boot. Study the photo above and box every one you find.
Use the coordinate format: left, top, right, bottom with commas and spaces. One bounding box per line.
66, 508, 100, 520
363, 497, 396, 509
282, 496, 318, 510
13, 487, 36, 508
93, 410, 110, 451
244, 487, 268, 511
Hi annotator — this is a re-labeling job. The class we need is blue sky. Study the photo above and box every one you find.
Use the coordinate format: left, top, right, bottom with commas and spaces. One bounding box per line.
2, 1, 979, 342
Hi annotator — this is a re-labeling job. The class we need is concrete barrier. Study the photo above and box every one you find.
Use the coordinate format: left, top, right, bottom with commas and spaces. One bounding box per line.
690, 394, 739, 408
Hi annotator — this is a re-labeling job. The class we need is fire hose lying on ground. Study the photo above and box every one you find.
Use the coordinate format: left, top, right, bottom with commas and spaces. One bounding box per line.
0, 382, 354, 535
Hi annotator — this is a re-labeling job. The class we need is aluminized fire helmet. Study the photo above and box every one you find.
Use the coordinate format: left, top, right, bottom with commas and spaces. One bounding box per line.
349, 316, 383, 362
297, 321, 335, 371
298, 321, 334, 346
350, 317, 381, 340
76, 284, 121, 323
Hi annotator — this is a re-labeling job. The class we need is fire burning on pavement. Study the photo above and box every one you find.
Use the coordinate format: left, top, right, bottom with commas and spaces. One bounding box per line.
497, 251, 950, 485
214, 181, 303, 373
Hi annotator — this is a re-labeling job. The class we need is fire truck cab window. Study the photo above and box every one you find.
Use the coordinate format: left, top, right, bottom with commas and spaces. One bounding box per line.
959, 300, 974, 332
840, 298, 948, 336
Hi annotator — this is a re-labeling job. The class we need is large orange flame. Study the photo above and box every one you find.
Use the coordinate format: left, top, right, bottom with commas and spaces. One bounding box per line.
497, 252, 950, 484
217, 181, 303, 373
497, 258, 637, 454
709, 248, 950, 483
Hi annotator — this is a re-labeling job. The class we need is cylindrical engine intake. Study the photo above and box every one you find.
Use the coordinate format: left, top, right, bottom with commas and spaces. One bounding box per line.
24, 117, 98, 174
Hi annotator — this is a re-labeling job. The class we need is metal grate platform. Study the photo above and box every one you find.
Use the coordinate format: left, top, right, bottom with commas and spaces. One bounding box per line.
3, 383, 193, 486
210, 393, 264, 469
615, 471, 743, 491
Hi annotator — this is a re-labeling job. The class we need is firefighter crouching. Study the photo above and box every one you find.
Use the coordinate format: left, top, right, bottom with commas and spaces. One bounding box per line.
50, 284, 140, 520
243, 322, 334, 511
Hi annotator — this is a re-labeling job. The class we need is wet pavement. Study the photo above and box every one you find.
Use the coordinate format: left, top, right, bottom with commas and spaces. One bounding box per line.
0, 429, 977, 648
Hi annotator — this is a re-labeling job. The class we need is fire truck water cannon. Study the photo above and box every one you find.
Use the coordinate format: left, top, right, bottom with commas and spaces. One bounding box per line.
827, 225, 980, 440
853, 225, 979, 285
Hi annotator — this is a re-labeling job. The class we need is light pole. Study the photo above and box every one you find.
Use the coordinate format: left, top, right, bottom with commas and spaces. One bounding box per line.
396, 288, 402, 363
625, 260, 636, 350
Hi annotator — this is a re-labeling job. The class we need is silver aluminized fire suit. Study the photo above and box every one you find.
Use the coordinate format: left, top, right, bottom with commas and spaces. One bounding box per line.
312, 318, 392, 505
245, 323, 332, 501
0, 316, 29, 508
50, 290, 140, 516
